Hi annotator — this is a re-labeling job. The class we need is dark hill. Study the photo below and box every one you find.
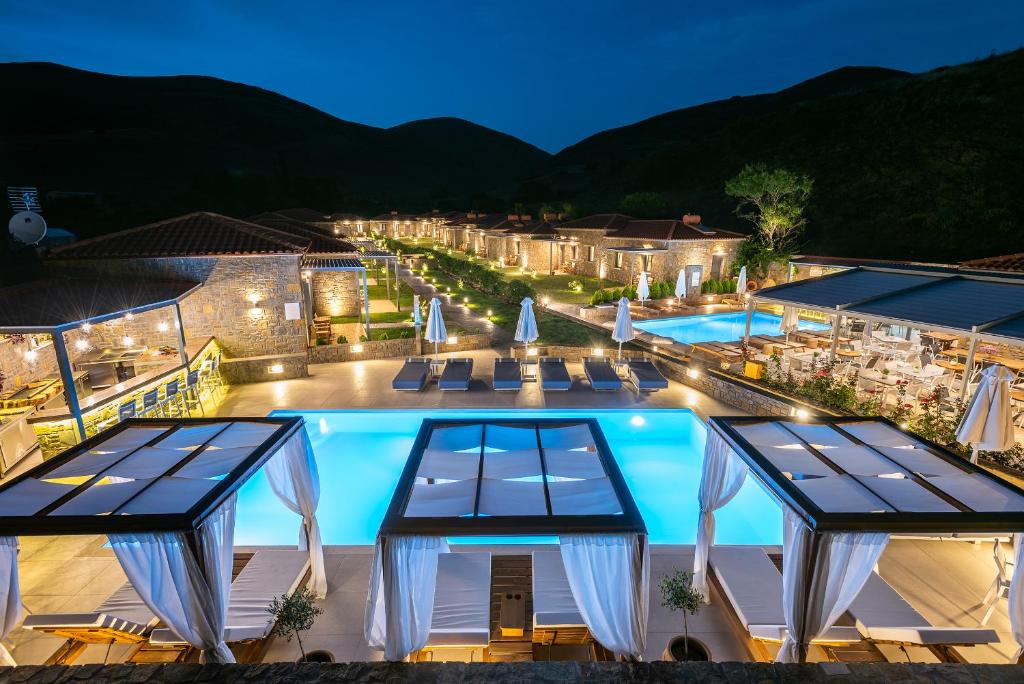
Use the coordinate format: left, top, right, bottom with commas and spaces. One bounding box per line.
545, 53, 1023, 262
0, 63, 550, 237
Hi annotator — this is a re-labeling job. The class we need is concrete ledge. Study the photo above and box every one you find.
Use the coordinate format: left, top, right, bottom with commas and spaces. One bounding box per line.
309, 333, 490, 364
2, 662, 1022, 683
220, 352, 309, 383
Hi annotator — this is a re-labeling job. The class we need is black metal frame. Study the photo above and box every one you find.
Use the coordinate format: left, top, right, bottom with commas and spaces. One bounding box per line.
0, 416, 304, 536
380, 418, 646, 537
709, 415, 1024, 534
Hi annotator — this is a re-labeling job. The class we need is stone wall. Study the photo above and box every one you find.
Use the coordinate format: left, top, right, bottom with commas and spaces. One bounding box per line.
508, 344, 645, 364
2, 662, 1021, 684
49, 255, 307, 358
310, 271, 359, 317
0, 335, 58, 391
219, 352, 308, 383
308, 333, 491, 364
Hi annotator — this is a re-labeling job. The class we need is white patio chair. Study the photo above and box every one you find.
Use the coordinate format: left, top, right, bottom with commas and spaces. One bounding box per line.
979, 540, 1015, 625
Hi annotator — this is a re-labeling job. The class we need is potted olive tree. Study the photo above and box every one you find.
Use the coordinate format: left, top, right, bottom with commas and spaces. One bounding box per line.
659, 569, 709, 661
267, 587, 330, 662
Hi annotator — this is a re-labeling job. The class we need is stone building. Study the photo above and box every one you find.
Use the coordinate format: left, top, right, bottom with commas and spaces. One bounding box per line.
46, 212, 364, 358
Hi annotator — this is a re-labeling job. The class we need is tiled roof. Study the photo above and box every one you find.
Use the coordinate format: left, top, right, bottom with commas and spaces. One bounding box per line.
607, 220, 744, 241
328, 213, 365, 222
556, 214, 632, 231
266, 207, 332, 223
248, 216, 357, 254
48, 212, 310, 259
961, 252, 1024, 273
368, 212, 418, 222
501, 220, 559, 237
0, 278, 200, 328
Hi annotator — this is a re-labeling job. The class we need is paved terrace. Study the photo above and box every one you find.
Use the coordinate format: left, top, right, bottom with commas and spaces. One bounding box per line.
4, 353, 1021, 666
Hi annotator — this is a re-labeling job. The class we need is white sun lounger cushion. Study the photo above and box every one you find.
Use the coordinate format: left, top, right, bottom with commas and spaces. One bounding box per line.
846, 572, 998, 646
709, 546, 859, 643
532, 551, 584, 628
150, 549, 310, 645
428, 552, 491, 647
22, 581, 155, 636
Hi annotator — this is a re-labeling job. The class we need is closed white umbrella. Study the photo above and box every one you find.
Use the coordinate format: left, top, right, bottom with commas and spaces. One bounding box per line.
674, 269, 686, 306
956, 364, 1017, 464
612, 297, 635, 360
515, 297, 539, 358
736, 266, 747, 296
637, 271, 650, 308
779, 306, 800, 341
424, 297, 447, 358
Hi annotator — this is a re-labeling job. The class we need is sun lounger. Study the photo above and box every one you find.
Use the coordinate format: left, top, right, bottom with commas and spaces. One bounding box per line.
583, 356, 621, 391
23, 581, 157, 645
492, 357, 523, 391
392, 357, 432, 391
532, 551, 589, 645
438, 358, 473, 391
149, 549, 310, 646
709, 546, 860, 653
627, 359, 668, 393
421, 552, 492, 659
846, 571, 998, 658
539, 357, 571, 391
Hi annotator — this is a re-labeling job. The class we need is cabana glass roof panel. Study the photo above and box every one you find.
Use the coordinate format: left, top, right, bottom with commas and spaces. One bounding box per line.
850, 278, 1024, 330
712, 416, 1024, 532
381, 418, 646, 536
0, 417, 303, 535
757, 270, 940, 309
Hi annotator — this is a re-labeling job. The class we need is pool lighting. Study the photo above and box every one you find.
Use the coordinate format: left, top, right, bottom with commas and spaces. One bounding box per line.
268, 364, 284, 375
686, 368, 700, 380
630, 415, 646, 427
351, 344, 364, 353
319, 418, 329, 434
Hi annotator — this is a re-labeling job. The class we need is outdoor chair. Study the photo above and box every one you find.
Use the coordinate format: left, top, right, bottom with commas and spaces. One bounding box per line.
157, 379, 186, 417
183, 369, 205, 416
438, 358, 473, 391
118, 400, 137, 422
22, 581, 158, 662
709, 546, 861, 661
491, 357, 523, 391
583, 356, 622, 391
847, 570, 999, 660
417, 552, 492, 662
539, 357, 572, 391
149, 550, 310, 655
139, 388, 160, 417
392, 357, 432, 391
531, 551, 590, 648
627, 359, 669, 394
978, 539, 1014, 625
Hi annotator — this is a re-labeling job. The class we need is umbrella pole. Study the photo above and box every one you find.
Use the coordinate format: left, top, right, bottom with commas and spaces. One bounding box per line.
618, 341, 623, 361
970, 446, 979, 465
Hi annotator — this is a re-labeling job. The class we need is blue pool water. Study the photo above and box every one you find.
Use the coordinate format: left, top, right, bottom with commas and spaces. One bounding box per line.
634, 311, 828, 345
233, 409, 782, 546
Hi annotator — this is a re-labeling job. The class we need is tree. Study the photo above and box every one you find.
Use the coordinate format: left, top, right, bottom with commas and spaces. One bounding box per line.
659, 569, 704, 660
617, 191, 670, 219
267, 588, 323, 660
725, 163, 812, 253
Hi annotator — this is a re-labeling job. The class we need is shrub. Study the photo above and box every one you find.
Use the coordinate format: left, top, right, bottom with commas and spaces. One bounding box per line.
336, 335, 347, 345
612, 288, 623, 300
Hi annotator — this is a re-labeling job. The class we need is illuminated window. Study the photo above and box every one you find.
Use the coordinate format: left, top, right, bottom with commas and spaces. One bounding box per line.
515, 241, 521, 255
643, 254, 653, 272
614, 252, 623, 269
571, 244, 578, 260
587, 245, 595, 262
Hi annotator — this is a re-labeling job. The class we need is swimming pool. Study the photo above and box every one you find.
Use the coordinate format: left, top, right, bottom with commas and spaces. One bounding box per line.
233, 409, 782, 546
634, 311, 828, 345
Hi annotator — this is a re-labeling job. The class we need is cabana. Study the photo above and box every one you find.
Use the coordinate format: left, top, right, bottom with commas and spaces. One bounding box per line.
0, 416, 328, 665
693, 415, 1024, 664
364, 418, 649, 662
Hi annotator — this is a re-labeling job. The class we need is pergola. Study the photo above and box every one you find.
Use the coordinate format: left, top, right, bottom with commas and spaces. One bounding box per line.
301, 256, 371, 338
748, 266, 1024, 395
366, 418, 649, 661
0, 279, 200, 438
0, 416, 327, 665
694, 415, 1024, 663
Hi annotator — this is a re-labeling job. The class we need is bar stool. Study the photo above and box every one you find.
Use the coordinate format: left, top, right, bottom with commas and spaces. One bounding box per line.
158, 379, 186, 417
183, 370, 205, 416
118, 400, 137, 422
139, 389, 160, 417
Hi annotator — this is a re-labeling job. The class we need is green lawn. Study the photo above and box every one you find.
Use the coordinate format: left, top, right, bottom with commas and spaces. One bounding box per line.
501, 270, 618, 306
330, 310, 412, 325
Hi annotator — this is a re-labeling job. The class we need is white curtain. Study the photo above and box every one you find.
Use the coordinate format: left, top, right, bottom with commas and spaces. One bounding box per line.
559, 533, 649, 659
776, 508, 888, 663
364, 535, 448, 661
264, 429, 327, 598
0, 537, 20, 667
693, 428, 747, 600
110, 494, 237, 664
1010, 533, 1024, 663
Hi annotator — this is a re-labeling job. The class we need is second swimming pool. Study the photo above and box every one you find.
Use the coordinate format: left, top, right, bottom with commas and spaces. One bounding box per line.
233, 409, 782, 546
634, 311, 828, 345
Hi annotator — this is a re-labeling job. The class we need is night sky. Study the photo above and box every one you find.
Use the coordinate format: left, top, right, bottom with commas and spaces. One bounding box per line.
1, 1, 1020, 152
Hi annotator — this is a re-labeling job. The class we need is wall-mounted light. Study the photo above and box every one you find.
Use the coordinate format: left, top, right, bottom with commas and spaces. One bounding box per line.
75, 339, 90, 352
686, 368, 700, 380
268, 364, 284, 374
794, 408, 810, 420
592, 347, 604, 357
125, 312, 134, 321
123, 336, 134, 346
157, 321, 169, 332
247, 292, 262, 305
351, 344, 364, 353
81, 322, 92, 332
23, 349, 38, 362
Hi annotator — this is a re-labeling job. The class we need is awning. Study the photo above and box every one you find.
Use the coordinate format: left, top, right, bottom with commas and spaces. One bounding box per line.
302, 256, 365, 271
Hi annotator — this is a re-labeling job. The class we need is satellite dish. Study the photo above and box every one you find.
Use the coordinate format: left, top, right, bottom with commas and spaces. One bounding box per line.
8, 211, 47, 245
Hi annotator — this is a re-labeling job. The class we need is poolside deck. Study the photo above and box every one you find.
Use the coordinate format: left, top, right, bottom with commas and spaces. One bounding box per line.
4, 352, 1021, 665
